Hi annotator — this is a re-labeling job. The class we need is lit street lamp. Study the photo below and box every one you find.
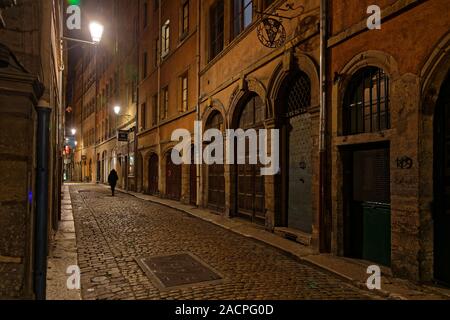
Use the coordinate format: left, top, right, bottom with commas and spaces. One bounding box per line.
89, 22, 104, 44
62, 21, 104, 45
71, 128, 76, 136
114, 105, 121, 115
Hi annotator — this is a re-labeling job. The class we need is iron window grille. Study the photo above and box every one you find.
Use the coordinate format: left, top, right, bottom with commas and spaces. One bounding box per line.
284, 72, 311, 118
343, 67, 390, 135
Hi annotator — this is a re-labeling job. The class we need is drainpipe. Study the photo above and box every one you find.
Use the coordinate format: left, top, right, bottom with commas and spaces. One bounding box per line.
34, 100, 52, 300
196, 0, 201, 205
318, 0, 328, 253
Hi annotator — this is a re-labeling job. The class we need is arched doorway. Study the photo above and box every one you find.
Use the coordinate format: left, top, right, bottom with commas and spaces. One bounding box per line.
190, 146, 197, 205
166, 150, 181, 200
235, 93, 265, 224
206, 111, 225, 211
148, 153, 159, 195
278, 71, 313, 233
434, 72, 450, 286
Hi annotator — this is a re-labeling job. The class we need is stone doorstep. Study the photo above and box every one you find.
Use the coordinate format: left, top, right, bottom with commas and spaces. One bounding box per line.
274, 227, 312, 246
102, 185, 450, 300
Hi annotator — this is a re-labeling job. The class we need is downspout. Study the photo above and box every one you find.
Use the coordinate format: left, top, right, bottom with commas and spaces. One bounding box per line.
196, 0, 201, 205
34, 100, 52, 300
318, 0, 329, 253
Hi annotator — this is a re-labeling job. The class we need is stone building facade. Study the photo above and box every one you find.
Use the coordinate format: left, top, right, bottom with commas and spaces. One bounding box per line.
0, 0, 65, 299
72, 0, 138, 190
137, 0, 199, 204
328, 0, 450, 284
196, 0, 322, 248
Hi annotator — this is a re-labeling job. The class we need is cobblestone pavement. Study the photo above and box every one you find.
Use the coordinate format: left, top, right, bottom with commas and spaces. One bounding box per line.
70, 184, 377, 300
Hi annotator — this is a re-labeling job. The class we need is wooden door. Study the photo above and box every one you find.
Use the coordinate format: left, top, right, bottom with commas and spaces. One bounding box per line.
148, 154, 159, 195
166, 152, 181, 200
190, 148, 197, 205
206, 112, 225, 211
236, 95, 265, 223
435, 74, 450, 286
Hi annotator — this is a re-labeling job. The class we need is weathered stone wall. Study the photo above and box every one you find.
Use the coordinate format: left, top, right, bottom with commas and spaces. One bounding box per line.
328, 0, 450, 281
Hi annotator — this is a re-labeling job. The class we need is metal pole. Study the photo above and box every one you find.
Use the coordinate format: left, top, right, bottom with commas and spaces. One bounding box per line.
318, 0, 329, 253
34, 106, 52, 300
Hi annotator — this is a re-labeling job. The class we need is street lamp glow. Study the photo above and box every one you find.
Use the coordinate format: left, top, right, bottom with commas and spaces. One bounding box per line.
71, 128, 77, 135
75, 141, 78, 146
89, 21, 104, 44
114, 105, 121, 115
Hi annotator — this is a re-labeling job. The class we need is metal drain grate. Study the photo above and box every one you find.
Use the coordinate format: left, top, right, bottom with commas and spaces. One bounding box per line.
136, 253, 222, 290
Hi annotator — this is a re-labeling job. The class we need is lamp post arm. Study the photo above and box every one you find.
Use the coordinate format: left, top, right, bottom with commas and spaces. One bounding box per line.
61, 36, 97, 45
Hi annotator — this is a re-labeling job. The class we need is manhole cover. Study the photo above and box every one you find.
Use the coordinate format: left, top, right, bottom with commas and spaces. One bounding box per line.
136, 253, 222, 290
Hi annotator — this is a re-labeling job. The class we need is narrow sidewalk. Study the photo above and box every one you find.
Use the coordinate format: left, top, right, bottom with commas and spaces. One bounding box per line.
109, 184, 450, 300
46, 184, 81, 300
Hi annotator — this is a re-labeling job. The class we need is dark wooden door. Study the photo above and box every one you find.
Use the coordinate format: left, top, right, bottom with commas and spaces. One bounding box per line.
206, 111, 225, 212
236, 95, 265, 223
435, 74, 450, 286
346, 145, 391, 266
208, 164, 225, 211
190, 148, 197, 205
166, 152, 181, 200
148, 154, 159, 195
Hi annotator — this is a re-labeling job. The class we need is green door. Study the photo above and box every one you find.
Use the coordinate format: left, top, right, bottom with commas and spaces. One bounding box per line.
362, 202, 391, 266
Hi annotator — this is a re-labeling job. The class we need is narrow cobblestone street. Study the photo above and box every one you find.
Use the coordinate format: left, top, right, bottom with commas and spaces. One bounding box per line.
69, 184, 377, 300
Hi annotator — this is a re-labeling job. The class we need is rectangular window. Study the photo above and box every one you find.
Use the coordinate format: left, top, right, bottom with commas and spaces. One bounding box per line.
181, 1, 189, 36
231, 0, 253, 39
152, 94, 158, 126
161, 20, 170, 58
143, 2, 148, 28
161, 87, 169, 120
181, 73, 188, 112
143, 51, 148, 79
209, 0, 224, 61
141, 102, 147, 130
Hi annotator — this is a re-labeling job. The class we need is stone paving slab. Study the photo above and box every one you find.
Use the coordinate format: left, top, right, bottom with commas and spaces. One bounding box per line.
46, 186, 81, 300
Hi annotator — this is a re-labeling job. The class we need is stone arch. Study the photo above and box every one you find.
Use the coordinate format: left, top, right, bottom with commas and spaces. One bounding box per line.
227, 77, 268, 128
268, 53, 320, 118
201, 98, 228, 129
418, 33, 450, 282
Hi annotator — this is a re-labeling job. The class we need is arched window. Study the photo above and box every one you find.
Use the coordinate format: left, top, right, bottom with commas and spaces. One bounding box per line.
343, 67, 390, 135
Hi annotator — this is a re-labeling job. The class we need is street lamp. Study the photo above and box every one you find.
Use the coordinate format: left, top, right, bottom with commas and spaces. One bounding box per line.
89, 22, 104, 44
71, 128, 76, 136
62, 21, 104, 45
114, 105, 121, 115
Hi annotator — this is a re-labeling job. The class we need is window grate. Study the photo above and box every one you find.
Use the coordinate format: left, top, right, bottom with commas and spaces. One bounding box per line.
344, 67, 390, 135
285, 72, 311, 118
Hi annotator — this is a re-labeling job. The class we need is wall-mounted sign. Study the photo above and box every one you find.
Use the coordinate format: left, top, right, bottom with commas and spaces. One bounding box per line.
257, 18, 287, 49
118, 130, 129, 142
